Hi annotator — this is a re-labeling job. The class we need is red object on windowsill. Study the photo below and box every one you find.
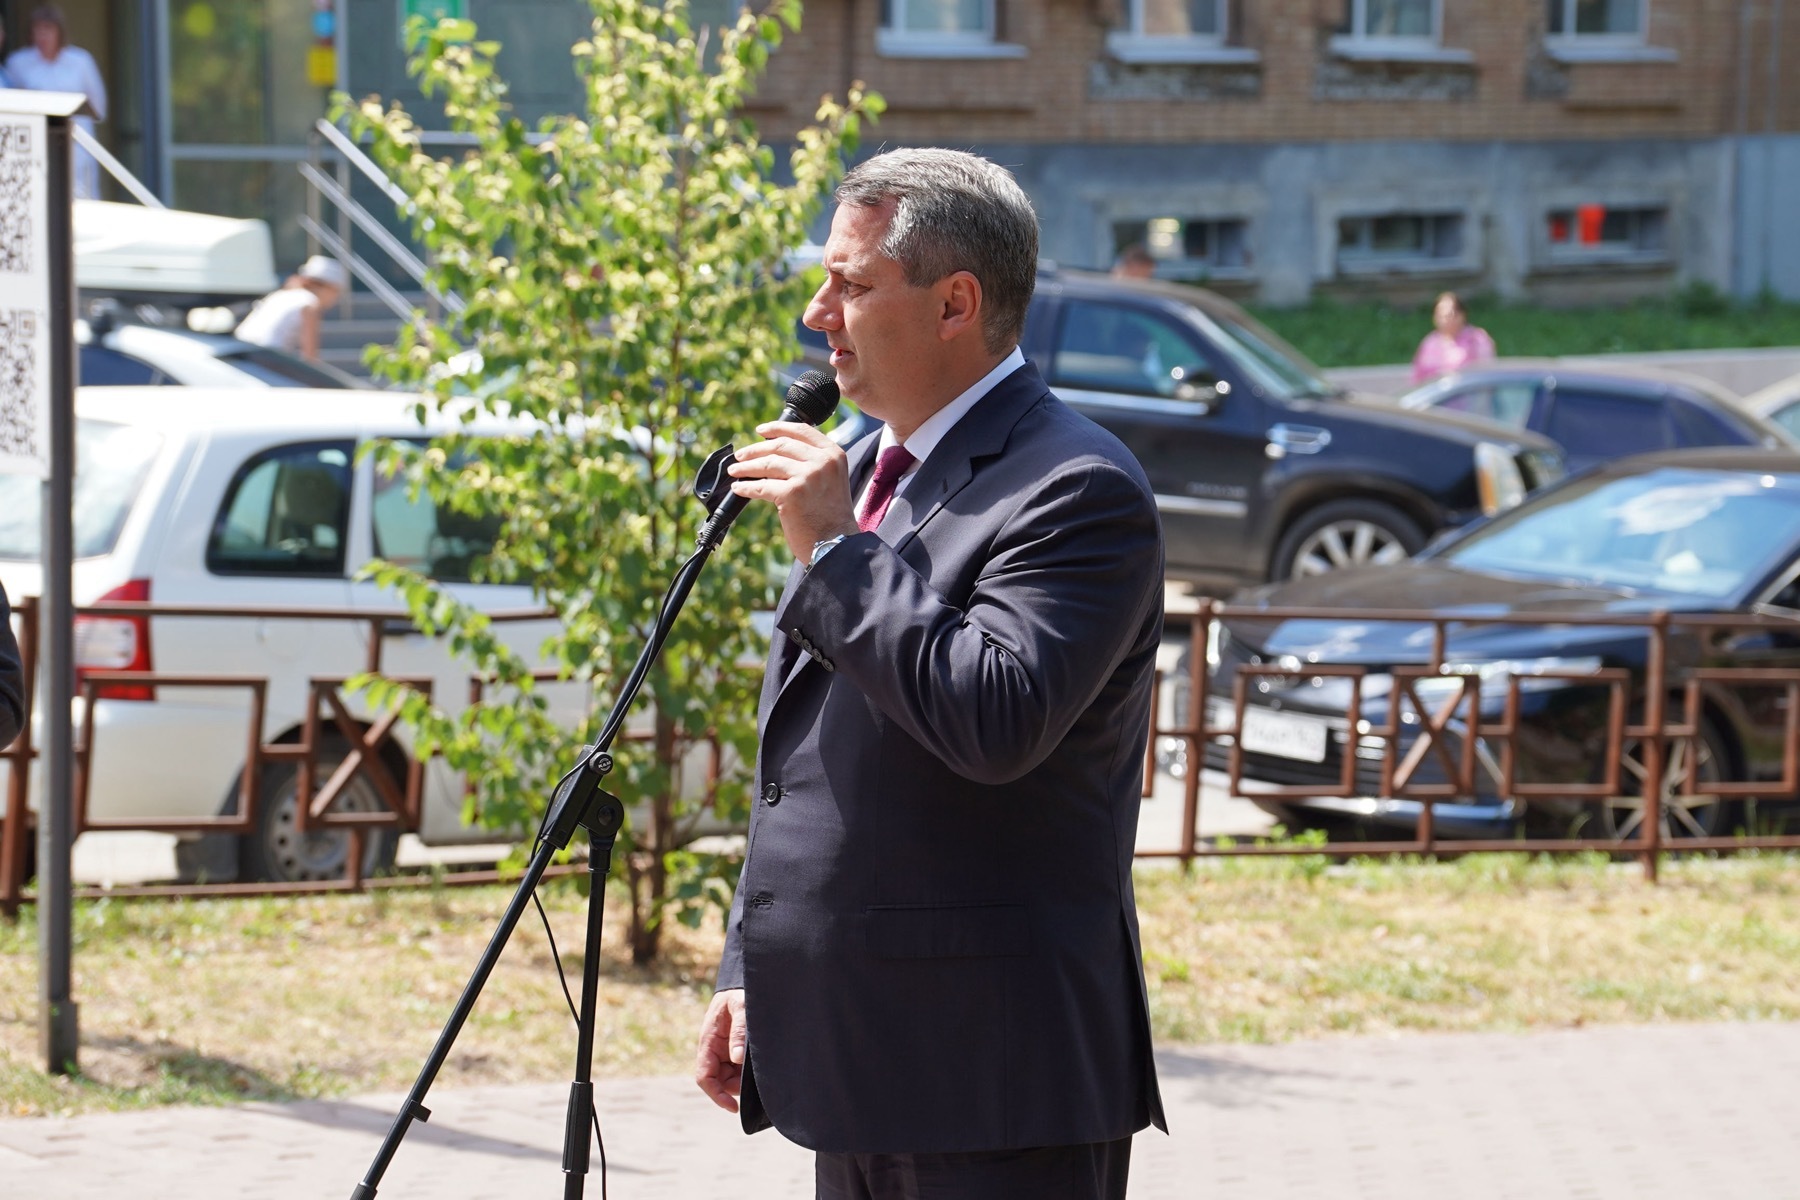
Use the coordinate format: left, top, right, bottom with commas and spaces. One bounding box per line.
1577, 204, 1606, 245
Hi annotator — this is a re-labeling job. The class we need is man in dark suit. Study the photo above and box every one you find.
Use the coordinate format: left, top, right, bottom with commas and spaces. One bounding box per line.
694, 148, 1166, 1198
0, 582, 23, 749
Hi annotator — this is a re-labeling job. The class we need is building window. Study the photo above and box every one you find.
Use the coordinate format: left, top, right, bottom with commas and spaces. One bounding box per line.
878, 0, 1024, 56
1544, 204, 1668, 262
1131, 0, 1222, 38
1542, 0, 1671, 61
1106, 0, 1259, 63
1329, 0, 1472, 62
1335, 212, 1465, 273
1113, 216, 1250, 280
1351, 0, 1435, 38
883, 0, 991, 36
1547, 0, 1643, 39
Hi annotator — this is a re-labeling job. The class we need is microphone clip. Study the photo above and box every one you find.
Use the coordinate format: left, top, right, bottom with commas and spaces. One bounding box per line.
693, 443, 737, 517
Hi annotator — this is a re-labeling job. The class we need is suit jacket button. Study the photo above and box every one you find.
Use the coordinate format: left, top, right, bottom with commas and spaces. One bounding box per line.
763, 782, 783, 805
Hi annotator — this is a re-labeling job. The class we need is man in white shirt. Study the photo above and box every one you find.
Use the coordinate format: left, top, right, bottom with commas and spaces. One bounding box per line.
235, 256, 349, 362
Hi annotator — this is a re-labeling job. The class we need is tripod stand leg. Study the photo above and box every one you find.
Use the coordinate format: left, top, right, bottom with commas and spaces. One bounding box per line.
349, 835, 562, 1199
561, 832, 617, 1197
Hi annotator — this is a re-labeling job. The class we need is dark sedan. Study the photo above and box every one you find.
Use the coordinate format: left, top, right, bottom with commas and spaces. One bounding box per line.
1400, 361, 1789, 475
1203, 449, 1800, 840
802, 269, 1565, 589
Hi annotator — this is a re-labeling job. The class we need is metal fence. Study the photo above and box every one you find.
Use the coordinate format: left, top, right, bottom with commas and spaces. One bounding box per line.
6, 595, 1800, 912
1140, 601, 1800, 880
0, 597, 618, 913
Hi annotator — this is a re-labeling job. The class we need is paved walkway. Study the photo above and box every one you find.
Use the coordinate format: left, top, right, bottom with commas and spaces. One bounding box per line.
3, 1021, 1797, 1199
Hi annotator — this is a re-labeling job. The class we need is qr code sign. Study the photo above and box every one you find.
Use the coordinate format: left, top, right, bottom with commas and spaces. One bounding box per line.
0, 123, 32, 276
0, 308, 38, 460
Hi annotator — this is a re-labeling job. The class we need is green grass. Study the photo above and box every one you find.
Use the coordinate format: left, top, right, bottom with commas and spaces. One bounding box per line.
1136, 852, 1800, 1044
1249, 287, 1800, 369
4, 854, 1799, 1116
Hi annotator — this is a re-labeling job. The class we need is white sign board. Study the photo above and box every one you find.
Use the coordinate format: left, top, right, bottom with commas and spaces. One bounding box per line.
0, 112, 49, 477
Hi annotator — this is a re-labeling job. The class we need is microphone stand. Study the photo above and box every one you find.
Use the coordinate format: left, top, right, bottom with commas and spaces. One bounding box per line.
350, 442, 752, 1199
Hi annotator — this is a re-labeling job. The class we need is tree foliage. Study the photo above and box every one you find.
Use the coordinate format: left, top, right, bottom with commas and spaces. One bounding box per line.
344, 0, 879, 962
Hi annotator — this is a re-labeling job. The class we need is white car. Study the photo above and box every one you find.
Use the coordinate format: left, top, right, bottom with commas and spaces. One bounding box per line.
78, 316, 366, 390
0, 388, 600, 883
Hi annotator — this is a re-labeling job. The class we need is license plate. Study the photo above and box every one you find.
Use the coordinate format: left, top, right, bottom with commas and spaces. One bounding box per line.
1239, 708, 1329, 763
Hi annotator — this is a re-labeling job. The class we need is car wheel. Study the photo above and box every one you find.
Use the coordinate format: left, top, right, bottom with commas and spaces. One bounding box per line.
1596, 719, 1735, 842
239, 744, 399, 883
1270, 499, 1426, 581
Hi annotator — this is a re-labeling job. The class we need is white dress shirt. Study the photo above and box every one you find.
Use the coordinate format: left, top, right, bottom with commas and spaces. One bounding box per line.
853, 346, 1027, 514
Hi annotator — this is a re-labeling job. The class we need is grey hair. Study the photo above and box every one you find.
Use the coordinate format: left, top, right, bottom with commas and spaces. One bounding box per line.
835, 149, 1039, 355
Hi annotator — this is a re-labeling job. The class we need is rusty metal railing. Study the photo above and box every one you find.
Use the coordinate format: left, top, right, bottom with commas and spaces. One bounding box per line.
1141, 601, 1800, 880
10, 592, 1800, 912
0, 599, 579, 913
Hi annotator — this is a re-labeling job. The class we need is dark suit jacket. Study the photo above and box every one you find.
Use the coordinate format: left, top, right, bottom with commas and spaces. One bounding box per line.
717, 362, 1167, 1154
0, 583, 23, 750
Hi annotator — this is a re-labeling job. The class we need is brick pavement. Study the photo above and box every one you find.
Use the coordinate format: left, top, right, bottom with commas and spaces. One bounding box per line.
3, 1021, 1798, 1199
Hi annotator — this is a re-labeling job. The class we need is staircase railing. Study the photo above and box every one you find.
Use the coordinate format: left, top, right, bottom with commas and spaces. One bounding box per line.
304, 118, 467, 324
72, 125, 163, 208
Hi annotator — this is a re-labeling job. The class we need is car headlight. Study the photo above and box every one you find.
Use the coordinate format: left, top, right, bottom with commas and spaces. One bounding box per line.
1474, 442, 1527, 515
1411, 656, 1604, 701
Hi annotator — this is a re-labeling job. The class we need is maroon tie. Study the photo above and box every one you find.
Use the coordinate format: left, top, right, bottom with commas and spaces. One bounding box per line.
857, 445, 917, 533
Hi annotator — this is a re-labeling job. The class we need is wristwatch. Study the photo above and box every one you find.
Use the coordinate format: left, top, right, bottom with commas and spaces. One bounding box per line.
807, 534, 849, 571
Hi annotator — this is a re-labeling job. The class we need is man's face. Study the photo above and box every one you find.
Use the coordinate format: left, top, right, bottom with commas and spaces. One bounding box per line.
802, 201, 944, 424
31, 21, 57, 57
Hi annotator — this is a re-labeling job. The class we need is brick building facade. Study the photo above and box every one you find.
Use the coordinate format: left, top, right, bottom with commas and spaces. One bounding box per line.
68, 0, 1800, 307
740, 0, 1800, 304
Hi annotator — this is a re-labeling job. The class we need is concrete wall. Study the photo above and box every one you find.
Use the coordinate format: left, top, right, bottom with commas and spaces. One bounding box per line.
956, 137, 1736, 306
1733, 135, 1800, 302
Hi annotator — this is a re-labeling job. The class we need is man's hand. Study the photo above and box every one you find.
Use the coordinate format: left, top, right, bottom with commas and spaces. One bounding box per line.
694, 987, 748, 1113
727, 421, 859, 562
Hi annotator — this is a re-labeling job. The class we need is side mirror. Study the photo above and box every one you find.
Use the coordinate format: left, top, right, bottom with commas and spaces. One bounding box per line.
1171, 365, 1230, 414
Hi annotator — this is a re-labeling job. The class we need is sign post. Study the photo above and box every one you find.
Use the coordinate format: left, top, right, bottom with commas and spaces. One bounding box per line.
0, 90, 83, 1075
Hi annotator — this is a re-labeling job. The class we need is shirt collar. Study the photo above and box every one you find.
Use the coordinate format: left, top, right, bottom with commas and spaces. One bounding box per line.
876, 346, 1025, 465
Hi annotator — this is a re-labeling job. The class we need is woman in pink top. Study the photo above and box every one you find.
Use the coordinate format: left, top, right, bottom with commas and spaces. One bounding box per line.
1410, 291, 1496, 384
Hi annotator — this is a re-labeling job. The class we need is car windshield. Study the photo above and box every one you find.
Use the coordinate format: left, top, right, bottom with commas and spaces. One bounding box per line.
217, 346, 361, 389
1441, 466, 1800, 600
1184, 295, 1336, 400
0, 419, 165, 560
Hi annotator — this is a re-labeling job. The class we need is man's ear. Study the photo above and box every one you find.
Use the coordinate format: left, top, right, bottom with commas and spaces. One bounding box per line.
936, 271, 983, 342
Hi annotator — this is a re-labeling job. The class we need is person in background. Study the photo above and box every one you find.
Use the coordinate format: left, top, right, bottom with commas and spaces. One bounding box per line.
5, 6, 105, 198
1112, 242, 1157, 280
235, 256, 349, 363
1411, 290, 1496, 384
0, 582, 23, 750
0, 17, 15, 89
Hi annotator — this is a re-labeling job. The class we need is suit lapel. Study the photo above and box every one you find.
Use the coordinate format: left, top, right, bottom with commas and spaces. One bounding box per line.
875, 362, 1047, 556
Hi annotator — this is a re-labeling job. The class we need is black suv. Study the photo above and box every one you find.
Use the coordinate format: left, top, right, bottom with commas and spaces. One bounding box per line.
807, 267, 1564, 589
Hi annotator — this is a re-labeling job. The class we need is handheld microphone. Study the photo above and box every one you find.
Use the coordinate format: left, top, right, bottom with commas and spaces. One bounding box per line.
697, 369, 841, 547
